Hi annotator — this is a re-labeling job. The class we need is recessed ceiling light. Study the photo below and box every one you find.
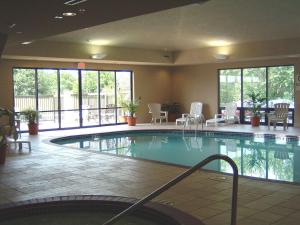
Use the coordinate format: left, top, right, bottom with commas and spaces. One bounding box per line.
21, 41, 32, 45
208, 40, 231, 47
9, 23, 16, 29
64, 0, 88, 6
54, 16, 63, 19
78, 8, 86, 13
62, 12, 77, 17
91, 53, 107, 59
16, 31, 23, 34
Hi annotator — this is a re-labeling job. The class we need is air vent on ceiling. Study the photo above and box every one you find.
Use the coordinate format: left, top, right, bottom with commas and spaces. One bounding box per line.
64, 0, 88, 6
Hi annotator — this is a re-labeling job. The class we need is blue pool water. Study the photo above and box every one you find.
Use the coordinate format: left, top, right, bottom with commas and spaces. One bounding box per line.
52, 130, 300, 183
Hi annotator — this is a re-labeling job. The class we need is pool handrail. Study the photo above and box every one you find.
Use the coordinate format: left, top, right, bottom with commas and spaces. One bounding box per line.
102, 154, 238, 225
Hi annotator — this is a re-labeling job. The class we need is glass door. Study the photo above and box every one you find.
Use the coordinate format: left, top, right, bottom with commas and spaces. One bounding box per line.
81, 70, 100, 126
60, 69, 80, 128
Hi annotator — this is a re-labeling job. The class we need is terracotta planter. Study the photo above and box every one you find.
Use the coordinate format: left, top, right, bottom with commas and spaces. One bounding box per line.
0, 145, 7, 165
28, 123, 38, 135
251, 116, 260, 127
119, 116, 128, 123
127, 116, 137, 126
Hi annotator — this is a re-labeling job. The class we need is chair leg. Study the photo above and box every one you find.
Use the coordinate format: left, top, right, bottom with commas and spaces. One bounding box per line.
284, 120, 287, 131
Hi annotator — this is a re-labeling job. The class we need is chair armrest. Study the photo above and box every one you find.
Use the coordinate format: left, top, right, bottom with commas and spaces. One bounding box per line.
182, 113, 189, 118
214, 113, 223, 119
160, 111, 168, 117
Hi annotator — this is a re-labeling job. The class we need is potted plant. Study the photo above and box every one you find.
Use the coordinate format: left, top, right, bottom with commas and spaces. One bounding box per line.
0, 107, 14, 164
247, 91, 266, 127
0, 128, 8, 165
122, 100, 139, 126
21, 109, 38, 135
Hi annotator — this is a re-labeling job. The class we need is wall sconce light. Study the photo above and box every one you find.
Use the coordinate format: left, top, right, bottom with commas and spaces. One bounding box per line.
214, 53, 229, 60
91, 53, 107, 59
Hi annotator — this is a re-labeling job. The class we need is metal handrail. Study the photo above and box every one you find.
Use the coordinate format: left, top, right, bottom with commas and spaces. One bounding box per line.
102, 154, 238, 225
183, 113, 205, 133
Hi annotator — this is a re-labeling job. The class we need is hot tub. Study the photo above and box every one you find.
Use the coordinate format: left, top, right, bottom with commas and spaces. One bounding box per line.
0, 195, 205, 225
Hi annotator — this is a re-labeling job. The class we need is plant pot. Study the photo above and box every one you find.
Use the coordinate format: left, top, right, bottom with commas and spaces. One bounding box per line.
28, 123, 38, 135
0, 145, 7, 165
127, 116, 137, 126
119, 116, 128, 123
251, 116, 260, 127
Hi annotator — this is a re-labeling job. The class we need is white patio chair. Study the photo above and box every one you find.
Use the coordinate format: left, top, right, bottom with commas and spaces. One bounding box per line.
176, 102, 203, 126
148, 103, 168, 124
206, 103, 239, 126
267, 103, 289, 130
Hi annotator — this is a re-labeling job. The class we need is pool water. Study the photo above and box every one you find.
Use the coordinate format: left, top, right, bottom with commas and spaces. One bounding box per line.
52, 131, 300, 183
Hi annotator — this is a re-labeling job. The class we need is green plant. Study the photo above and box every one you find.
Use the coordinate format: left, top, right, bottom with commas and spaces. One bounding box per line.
162, 103, 180, 114
0, 127, 7, 148
247, 91, 266, 117
0, 108, 14, 148
21, 109, 38, 124
247, 142, 266, 172
121, 99, 140, 117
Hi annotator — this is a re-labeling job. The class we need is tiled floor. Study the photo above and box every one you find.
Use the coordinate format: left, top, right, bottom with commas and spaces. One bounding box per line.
1, 123, 300, 225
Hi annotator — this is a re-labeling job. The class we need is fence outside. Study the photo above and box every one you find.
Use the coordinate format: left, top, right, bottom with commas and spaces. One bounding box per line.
15, 94, 119, 123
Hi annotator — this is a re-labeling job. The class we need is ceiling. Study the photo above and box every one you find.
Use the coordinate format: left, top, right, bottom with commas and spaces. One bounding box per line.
45, 0, 300, 51
2, 0, 300, 65
0, 0, 202, 47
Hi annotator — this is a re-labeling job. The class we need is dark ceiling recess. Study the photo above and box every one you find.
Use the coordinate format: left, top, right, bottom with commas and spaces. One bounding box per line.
0, 32, 7, 58
64, 0, 88, 6
0, 0, 206, 46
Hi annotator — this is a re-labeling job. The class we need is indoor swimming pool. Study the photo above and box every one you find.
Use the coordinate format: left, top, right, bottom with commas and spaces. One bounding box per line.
51, 130, 300, 183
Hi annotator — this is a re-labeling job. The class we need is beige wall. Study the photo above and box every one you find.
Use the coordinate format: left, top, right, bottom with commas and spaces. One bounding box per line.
171, 57, 300, 127
0, 59, 172, 123
1, 56, 300, 127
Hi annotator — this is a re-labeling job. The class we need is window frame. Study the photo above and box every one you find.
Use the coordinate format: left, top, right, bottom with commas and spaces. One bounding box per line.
218, 64, 295, 126
13, 67, 133, 131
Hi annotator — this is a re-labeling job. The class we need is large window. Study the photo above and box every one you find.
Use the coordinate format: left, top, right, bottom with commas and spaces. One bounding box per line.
13, 68, 132, 130
219, 65, 294, 125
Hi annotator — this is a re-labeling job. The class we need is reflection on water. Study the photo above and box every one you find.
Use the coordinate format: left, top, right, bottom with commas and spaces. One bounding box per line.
57, 132, 300, 183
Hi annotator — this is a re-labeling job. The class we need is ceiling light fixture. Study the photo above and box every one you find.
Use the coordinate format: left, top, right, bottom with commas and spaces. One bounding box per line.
208, 40, 231, 47
62, 12, 77, 17
214, 53, 229, 60
91, 53, 107, 59
64, 0, 88, 6
88, 39, 110, 45
21, 41, 32, 45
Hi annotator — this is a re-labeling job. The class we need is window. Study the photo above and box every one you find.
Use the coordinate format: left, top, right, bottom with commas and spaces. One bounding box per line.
81, 70, 99, 126
37, 69, 59, 129
13, 68, 133, 131
218, 65, 294, 125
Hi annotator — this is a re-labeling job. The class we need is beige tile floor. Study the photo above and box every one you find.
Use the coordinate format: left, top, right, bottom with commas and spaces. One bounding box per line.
1, 123, 300, 225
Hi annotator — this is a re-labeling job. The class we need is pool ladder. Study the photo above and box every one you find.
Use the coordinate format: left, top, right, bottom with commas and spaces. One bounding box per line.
183, 113, 206, 133
102, 154, 238, 225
